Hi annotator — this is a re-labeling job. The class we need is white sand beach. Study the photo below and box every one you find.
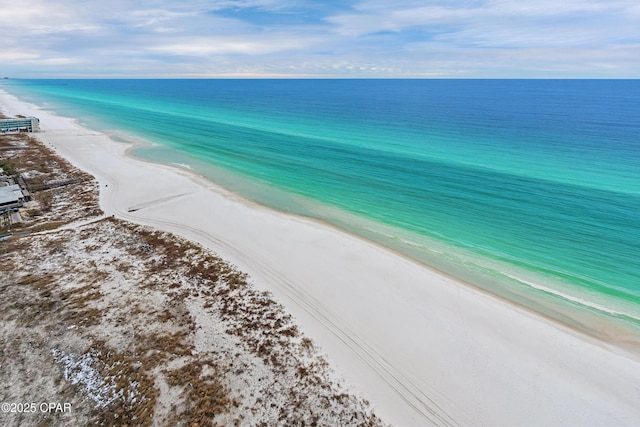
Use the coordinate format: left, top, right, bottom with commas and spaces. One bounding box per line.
2, 90, 640, 426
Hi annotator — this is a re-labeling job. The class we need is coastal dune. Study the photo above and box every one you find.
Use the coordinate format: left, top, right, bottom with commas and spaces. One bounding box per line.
2, 90, 640, 426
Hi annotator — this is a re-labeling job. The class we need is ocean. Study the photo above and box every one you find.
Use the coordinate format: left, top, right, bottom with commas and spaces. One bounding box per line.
3, 79, 640, 333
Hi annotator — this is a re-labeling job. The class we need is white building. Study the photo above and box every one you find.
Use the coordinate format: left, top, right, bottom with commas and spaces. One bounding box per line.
0, 184, 25, 212
0, 117, 40, 133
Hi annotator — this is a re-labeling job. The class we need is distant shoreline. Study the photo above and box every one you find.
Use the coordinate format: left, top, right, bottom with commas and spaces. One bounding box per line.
2, 88, 640, 426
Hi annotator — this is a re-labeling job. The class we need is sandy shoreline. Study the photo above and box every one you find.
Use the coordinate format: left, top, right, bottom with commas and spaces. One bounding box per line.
2, 90, 640, 426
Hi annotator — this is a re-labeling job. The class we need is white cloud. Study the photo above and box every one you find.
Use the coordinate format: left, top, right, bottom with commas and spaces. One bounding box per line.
25, 57, 86, 66
150, 35, 310, 56
0, 0, 638, 77
127, 9, 199, 28
0, 1, 94, 35
327, 0, 640, 47
327, 5, 473, 36
0, 50, 41, 61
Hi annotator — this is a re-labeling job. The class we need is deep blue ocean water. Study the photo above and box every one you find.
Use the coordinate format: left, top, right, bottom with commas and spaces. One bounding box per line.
3, 79, 640, 331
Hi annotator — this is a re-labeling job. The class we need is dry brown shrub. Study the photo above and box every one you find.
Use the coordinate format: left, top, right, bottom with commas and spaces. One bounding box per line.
88, 341, 159, 427
166, 361, 234, 427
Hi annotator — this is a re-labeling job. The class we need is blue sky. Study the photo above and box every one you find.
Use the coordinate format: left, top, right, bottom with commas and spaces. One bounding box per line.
1, 0, 638, 78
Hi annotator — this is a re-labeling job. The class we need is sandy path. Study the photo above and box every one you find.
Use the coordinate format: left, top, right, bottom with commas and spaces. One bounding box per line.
2, 90, 640, 426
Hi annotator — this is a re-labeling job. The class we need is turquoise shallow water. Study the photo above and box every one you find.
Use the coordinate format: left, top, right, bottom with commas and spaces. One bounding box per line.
4, 79, 640, 331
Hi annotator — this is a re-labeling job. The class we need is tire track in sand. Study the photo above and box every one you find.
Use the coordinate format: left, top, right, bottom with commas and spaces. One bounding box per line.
117, 207, 460, 427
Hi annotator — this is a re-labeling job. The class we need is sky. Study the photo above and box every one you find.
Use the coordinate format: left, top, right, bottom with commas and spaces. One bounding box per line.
1, 0, 639, 78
